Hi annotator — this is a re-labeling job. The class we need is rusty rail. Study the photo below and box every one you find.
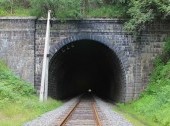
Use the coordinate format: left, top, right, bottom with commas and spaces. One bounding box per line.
58, 95, 102, 126
59, 99, 80, 126
92, 102, 102, 126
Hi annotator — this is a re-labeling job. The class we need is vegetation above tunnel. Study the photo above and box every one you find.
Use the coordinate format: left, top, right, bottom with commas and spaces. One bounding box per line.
0, 0, 170, 33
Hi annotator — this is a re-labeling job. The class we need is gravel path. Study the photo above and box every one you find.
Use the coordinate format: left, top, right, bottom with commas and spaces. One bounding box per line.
95, 97, 133, 126
24, 97, 133, 126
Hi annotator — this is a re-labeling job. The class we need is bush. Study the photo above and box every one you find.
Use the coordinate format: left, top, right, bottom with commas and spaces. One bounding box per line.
124, 0, 170, 33
29, 0, 127, 18
30, 0, 82, 19
87, 4, 126, 18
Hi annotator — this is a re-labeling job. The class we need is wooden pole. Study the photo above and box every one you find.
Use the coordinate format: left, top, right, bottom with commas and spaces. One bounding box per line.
39, 10, 51, 102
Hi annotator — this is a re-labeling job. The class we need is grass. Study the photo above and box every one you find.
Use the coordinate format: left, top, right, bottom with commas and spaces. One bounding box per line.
117, 38, 170, 126
0, 98, 61, 126
112, 105, 157, 126
118, 62, 170, 126
0, 4, 126, 18
117, 104, 160, 126
0, 60, 62, 126
0, 7, 31, 16
87, 4, 126, 18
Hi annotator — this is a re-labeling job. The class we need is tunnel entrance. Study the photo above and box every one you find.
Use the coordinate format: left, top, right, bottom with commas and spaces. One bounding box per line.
48, 39, 125, 102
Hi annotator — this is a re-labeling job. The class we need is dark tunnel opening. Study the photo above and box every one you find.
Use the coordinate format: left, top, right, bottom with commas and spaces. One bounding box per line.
48, 40, 124, 102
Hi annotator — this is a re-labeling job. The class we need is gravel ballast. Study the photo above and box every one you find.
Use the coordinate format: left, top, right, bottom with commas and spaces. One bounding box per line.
24, 97, 133, 126
24, 98, 77, 126
95, 97, 133, 126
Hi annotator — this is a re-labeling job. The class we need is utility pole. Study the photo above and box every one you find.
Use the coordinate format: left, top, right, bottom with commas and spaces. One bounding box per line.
39, 10, 51, 102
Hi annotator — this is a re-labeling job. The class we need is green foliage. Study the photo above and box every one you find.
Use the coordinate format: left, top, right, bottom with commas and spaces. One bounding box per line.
0, 0, 169, 33
0, 0, 30, 16
29, 0, 126, 18
56, 0, 82, 19
0, 97, 62, 125
109, 0, 128, 4
0, 60, 62, 125
118, 38, 170, 126
30, 0, 82, 18
0, 61, 35, 103
98, 0, 128, 4
162, 38, 170, 63
164, 38, 170, 54
0, 0, 13, 14
87, 4, 126, 18
0, 0, 127, 18
124, 0, 170, 33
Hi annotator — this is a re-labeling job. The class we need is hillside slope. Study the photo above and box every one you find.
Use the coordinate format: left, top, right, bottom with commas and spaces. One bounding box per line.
0, 60, 62, 126
119, 38, 170, 126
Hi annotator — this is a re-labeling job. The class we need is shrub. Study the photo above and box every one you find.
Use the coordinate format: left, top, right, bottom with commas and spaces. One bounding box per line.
124, 0, 170, 33
30, 0, 82, 18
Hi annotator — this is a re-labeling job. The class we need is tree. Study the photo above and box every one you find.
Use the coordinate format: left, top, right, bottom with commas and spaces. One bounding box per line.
124, 0, 170, 33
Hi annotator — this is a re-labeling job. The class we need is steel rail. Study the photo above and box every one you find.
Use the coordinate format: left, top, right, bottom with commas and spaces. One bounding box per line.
58, 95, 102, 126
92, 99, 102, 126
59, 99, 80, 126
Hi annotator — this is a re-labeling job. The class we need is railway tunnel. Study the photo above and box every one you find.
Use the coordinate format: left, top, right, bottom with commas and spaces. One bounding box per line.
48, 38, 125, 102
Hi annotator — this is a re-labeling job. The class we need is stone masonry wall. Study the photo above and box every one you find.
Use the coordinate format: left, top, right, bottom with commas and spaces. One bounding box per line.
35, 19, 133, 101
0, 17, 36, 84
134, 21, 170, 98
0, 17, 170, 102
35, 19, 170, 101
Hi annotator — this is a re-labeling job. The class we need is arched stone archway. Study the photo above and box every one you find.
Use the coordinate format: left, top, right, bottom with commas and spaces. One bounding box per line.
48, 34, 128, 102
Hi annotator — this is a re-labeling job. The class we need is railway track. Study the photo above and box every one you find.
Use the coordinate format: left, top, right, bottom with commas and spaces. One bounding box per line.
57, 94, 102, 126
24, 94, 133, 126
